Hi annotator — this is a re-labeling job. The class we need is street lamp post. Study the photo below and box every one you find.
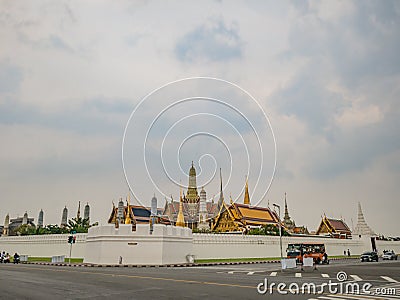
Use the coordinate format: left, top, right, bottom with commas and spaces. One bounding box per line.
273, 203, 283, 262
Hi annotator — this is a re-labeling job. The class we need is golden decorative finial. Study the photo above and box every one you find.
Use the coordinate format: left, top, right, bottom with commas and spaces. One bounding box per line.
125, 192, 132, 224
176, 182, 185, 227
244, 175, 250, 205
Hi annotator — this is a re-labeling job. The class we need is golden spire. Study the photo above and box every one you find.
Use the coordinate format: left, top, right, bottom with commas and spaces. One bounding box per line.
244, 176, 250, 205
124, 193, 132, 224
176, 184, 185, 227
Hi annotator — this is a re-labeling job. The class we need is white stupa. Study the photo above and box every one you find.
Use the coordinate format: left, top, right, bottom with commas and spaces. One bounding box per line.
353, 202, 375, 236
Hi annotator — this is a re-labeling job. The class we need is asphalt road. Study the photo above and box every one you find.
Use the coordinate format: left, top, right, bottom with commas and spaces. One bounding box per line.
0, 260, 399, 299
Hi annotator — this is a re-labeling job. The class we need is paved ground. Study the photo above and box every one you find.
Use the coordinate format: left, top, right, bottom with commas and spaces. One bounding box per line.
0, 259, 399, 299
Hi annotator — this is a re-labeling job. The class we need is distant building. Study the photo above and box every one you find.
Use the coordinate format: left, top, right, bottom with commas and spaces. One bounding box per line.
3, 214, 9, 236
197, 187, 210, 230
61, 206, 68, 227
5, 212, 35, 236
353, 202, 375, 237
281, 194, 309, 235
76, 201, 81, 219
212, 179, 280, 232
316, 215, 352, 239
108, 194, 169, 228
37, 209, 44, 228
163, 163, 219, 229
282, 193, 295, 231
84, 203, 90, 221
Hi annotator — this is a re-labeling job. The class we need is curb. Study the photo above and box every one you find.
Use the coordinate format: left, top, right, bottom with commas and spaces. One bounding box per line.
24, 260, 281, 268
22, 257, 357, 268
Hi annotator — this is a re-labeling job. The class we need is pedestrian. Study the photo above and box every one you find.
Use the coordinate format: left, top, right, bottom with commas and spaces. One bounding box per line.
344, 250, 346, 256
13, 253, 20, 264
347, 249, 350, 257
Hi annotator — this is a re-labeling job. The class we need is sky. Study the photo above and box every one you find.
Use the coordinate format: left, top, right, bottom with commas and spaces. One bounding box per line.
1, 1, 399, 236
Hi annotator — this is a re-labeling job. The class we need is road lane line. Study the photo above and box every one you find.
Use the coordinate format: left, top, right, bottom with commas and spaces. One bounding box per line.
5, 265, 256, 290
321, 273, 329, 278
380, 276, 398, 283
295, 272, 302, 278
350, 274, 362, 281
270, 272, 277, 277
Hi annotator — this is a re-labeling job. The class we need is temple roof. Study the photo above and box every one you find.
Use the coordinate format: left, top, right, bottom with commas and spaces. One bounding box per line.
235, 204, 278, 223
212, 202, 280, 231
108, 204, 169, 225
316, 216, 351, 237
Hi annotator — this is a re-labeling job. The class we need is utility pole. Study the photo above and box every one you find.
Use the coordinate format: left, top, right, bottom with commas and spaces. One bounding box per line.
68, 230, 76, 264
69, 241, 72, 264
273, 203, 283, 265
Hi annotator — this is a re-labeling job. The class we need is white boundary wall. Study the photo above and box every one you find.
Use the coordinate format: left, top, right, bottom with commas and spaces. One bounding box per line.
0, 233, 86, 258
1, 231, 399, 261
84, 224, 192, 265
192, 234, 400, 259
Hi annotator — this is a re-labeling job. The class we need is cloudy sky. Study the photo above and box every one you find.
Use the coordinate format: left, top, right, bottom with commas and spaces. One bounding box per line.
1, 1, 399, 236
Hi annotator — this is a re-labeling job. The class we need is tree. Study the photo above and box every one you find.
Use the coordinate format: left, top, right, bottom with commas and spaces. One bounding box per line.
15, 224, 37, 236
42, 224, 69, 234
248, 224, 290, 236
67, 217, 97, 233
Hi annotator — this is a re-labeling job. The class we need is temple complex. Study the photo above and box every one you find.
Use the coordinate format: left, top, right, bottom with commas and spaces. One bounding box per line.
163, 163, 219, 229
104, 162, 374, 239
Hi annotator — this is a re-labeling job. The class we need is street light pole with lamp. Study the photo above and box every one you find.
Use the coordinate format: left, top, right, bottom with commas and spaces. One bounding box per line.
273, 203, 283, 262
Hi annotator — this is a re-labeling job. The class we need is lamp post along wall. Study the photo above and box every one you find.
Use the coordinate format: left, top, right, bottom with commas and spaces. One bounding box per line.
273, 203, 283, 261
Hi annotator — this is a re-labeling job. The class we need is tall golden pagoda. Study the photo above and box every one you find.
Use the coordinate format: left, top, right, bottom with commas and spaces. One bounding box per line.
176, 186, 185, 227
244, 176, 250, 205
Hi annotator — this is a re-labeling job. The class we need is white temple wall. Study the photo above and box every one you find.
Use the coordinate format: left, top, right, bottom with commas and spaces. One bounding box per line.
84, 224, 193, 265
192, 234, 400, 259
0, 233, 86, 258
1, 231, 400, 262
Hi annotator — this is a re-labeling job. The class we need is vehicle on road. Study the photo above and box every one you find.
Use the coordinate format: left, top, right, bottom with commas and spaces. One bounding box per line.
287, 243, 329, 264
382, 250, 398, 260
360, 251, 378, 262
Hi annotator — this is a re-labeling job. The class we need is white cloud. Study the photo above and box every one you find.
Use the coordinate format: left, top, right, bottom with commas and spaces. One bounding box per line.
335, 104, 383, 129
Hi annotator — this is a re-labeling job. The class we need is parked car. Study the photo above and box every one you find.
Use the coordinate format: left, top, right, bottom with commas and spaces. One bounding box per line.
360, 251, 378, 262
382, 251, 398, 260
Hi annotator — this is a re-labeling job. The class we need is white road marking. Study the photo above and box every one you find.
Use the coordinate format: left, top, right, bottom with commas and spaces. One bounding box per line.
321, 273, 330, 278
380, 276, 398, 283
270, 272, 277, 277
247, 271, 254, 275
295, 272, 302, 278
349, 274, 362, 281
